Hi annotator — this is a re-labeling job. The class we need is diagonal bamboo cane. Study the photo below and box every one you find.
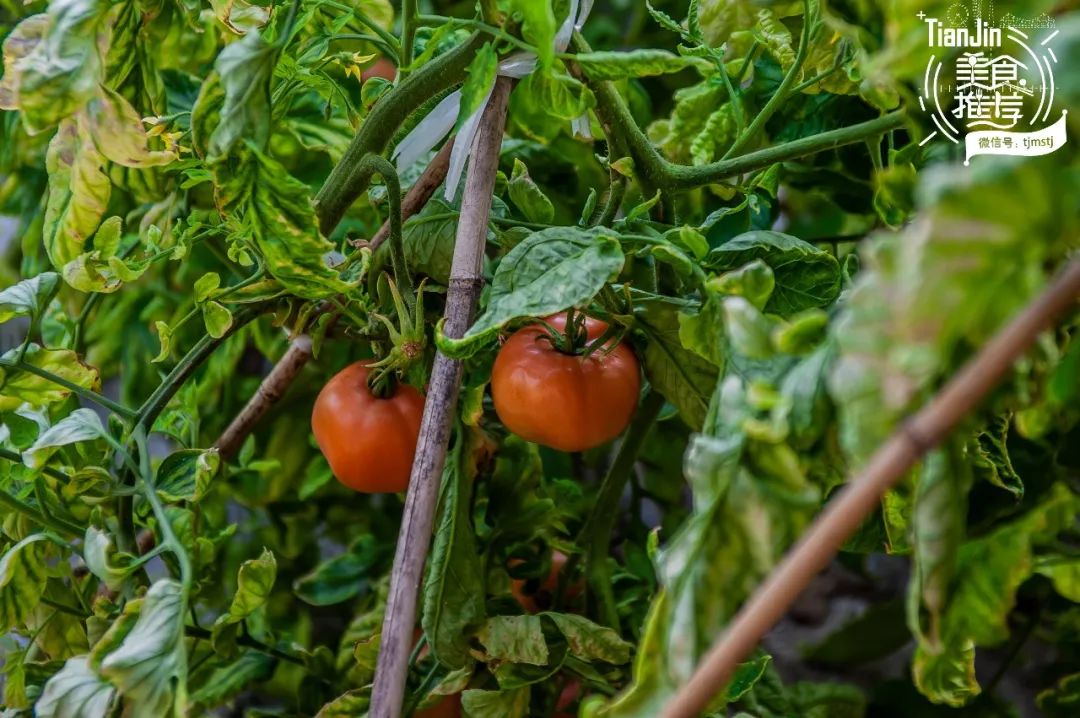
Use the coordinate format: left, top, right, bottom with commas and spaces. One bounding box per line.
659, 258, 1080, 718
368, 76, 513, 718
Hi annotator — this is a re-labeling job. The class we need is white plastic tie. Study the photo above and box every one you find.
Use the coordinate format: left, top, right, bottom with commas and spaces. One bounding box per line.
392, 0, 595, 202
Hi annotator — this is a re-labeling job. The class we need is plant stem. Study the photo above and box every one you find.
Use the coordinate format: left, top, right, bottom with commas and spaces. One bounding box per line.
715, 54, 746, 134
721, 0, 815, 159
355, 154, 413, 300
658, 258, 1080, 718
0, 448, 71, 484
568, 32, 906, 194
0, 488, 82, 538
418, 15, 534, 53
322, 0, 401, 58
73, 292, 105, 354
134, 427, 193, 586
579, 391, 664, 629
133, 306, 261, 435
314, 33, 485, 233
400, 0, 418, 72
369, 76, 513, 718
0, 358, 135, 418
593, 172, 627, 227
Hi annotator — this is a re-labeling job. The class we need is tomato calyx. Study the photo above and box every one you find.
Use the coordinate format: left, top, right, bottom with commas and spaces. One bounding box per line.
533, 307, 626, 360
367, 275, 428, 395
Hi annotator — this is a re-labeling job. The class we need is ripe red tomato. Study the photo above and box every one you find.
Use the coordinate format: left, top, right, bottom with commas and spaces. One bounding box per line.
491, 314, 640, 452
362, 57, 397, 82
311, 363, 424, 493
414, 693, 461, 718
511, 550, 582, 613
554, 678, 581, 718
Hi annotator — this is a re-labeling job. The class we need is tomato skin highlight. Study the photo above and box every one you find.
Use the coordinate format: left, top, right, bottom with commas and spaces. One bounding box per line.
311, 363, 424, 493
491, 314, 641, 452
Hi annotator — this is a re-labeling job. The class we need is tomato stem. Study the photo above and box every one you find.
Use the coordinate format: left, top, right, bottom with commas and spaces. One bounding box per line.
368, 366, 398, 399
575, 390, 665, 629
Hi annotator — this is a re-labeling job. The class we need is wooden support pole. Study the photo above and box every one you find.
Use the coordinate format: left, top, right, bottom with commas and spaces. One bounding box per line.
368, 77, 512, 718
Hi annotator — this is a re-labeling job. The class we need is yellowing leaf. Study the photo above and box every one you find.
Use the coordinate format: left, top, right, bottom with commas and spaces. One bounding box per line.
43, 118, 111, 270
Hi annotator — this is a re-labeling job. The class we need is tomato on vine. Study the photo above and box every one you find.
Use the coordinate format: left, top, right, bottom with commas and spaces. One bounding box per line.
511, 549, 582, 613
491, 310, 641, 452
311, 362, 424, 493
414, 693, 462, 718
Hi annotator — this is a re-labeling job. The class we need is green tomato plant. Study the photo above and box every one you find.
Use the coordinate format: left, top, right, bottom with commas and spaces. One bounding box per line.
1, 0, 1080, 716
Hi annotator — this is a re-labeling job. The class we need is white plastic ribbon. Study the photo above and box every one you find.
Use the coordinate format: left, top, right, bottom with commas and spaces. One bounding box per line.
392, 0, 594, 202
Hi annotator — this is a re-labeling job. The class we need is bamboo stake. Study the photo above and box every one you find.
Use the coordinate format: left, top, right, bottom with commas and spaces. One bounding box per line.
213, 140, 455, 459
659, 258, 1080, 718
369, 77, 513, 718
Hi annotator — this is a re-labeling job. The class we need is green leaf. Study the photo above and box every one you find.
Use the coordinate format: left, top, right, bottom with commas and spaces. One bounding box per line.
725, 654, 772, 703
508, 159, 555, 224
912, 485, 1080, 706
645, 1, 684, 35
43, 118, 111, 271
477, 615, 548, 665
1038, 672, 1080, 718
542, 612, 633, 664
517, 68, 594, 122
189, 651, 274, 709
0, 534, 49, 633
709, 260, 776, 311
575, 50, 705, 80
375, 197, 462, 285
1035, 557, 1080, 602
193, 272, 221, 301
0, 273, 60, 326
100, 579, 187, 716
0, 0, 109, 133
239, 148, 354, 300
23, 408, 107, 469
457, 42, 497, 133
85, 86, 176, 168
294, 536, 380, 606
971, 417, 1023, 499
507, 0, 555, 67
422, 431, 485, 670
208, 32, 276, 159
83, 526, 134, 591
462, 687, 530, 718
316, 689, 370, 717
635, 295, 718, 430
665, 226, 709, 260
155, 449, 221, 503
201, 300, 234, 338
706, 231, 841, 315
678, 291, 725, 367
212, 548, 276, 654
723, 297, 775, 359
0, 346, 101, 411
447, 227, 624, 356
831, 159, 1066, 465
37, 657, 116, 718
209, 0, 272, 34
